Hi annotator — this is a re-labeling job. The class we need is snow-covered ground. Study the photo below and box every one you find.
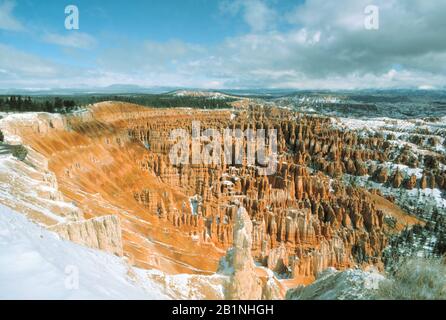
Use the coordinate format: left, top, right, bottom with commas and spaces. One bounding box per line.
170, 90, 234, 99
0, 202, 230, 299
335, 114, 446, 216
286, 267, 384, 300
0, 203, 171, 299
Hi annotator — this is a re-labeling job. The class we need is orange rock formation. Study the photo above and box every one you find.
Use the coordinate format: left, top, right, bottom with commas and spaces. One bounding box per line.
2, 101, 427, 281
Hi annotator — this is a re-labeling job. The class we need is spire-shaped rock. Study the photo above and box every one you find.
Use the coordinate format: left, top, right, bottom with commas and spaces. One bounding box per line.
218, 206, 263, 299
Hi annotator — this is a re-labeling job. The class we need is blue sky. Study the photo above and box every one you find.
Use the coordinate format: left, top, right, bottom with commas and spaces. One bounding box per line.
0, 0, 445, 90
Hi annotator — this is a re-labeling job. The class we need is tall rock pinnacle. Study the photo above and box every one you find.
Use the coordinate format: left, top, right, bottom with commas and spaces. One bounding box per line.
222, 206, 263, 299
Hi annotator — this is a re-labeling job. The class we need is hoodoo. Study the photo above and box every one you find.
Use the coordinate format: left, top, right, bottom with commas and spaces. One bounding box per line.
1, 101, 434, 287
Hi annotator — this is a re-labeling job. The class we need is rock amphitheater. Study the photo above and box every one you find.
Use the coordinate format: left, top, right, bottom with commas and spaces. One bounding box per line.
2, 99, 442, 298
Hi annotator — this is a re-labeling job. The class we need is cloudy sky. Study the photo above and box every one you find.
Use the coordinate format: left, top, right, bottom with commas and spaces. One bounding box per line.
0, 0, 445, 90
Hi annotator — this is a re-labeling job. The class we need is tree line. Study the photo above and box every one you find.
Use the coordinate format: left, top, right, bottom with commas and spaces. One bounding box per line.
0, 94, 235, 114
0, 96, 77, 113
88, 94, 236, 109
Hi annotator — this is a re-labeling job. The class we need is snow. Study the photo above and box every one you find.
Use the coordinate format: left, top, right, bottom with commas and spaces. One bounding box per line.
0, 112, 62, 145
0, 152, 79, 224
0, 203, 170, 299
171, 90, 233, 100
336, 116, 445, 139
286, 267, 385, 300
140, 269, 226, 300
335, 114, 446, 219
407, 188, 446, 210
337, 118, 387, 131
189, 195, 200, 216
384, 162, 424, 178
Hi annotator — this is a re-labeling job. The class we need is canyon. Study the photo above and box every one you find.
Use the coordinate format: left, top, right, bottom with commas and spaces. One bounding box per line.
0, 96, 444, 298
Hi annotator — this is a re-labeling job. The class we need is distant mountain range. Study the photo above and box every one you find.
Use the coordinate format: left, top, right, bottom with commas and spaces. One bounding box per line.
1, 84, 445, 98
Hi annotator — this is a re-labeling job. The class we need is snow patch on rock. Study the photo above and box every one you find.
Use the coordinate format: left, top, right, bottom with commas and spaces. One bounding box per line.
286, 267, 385, 300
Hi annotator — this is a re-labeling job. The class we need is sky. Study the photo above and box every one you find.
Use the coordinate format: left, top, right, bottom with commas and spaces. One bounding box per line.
0, 0, 445, 90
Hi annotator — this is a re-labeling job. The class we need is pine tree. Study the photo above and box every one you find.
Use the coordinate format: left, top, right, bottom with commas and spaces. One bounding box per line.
54, 97, 63, 110
17, 96, 23, 110
9, 96, 17, 108
45, 101, 54, 113
24, 96, 33, 111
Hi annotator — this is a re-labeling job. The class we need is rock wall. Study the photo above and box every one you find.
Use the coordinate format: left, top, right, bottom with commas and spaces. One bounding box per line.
0, 112, 122, 257
50, 215, 123, 256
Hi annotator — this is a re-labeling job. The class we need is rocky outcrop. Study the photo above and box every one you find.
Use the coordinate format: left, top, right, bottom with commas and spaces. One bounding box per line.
50, 215, 123, 256
218, 206, 285, 299
219, 207, 263, 300
0, 121, 83, 226
406, 174, 418, 189
391, 169, 404, 188
286, 267, 384, 300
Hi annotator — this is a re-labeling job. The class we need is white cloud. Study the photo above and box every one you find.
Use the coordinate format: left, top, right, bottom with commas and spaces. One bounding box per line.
2, 0, 446, 90
97, 39, 205, 74
43, 32, 96, 49
0, 43, 59, 77
220, 0, 277, 32
0, 0, 24, 31
88, 0, 446, 89
418, 85, 436, 90
207, 0, 446, 88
